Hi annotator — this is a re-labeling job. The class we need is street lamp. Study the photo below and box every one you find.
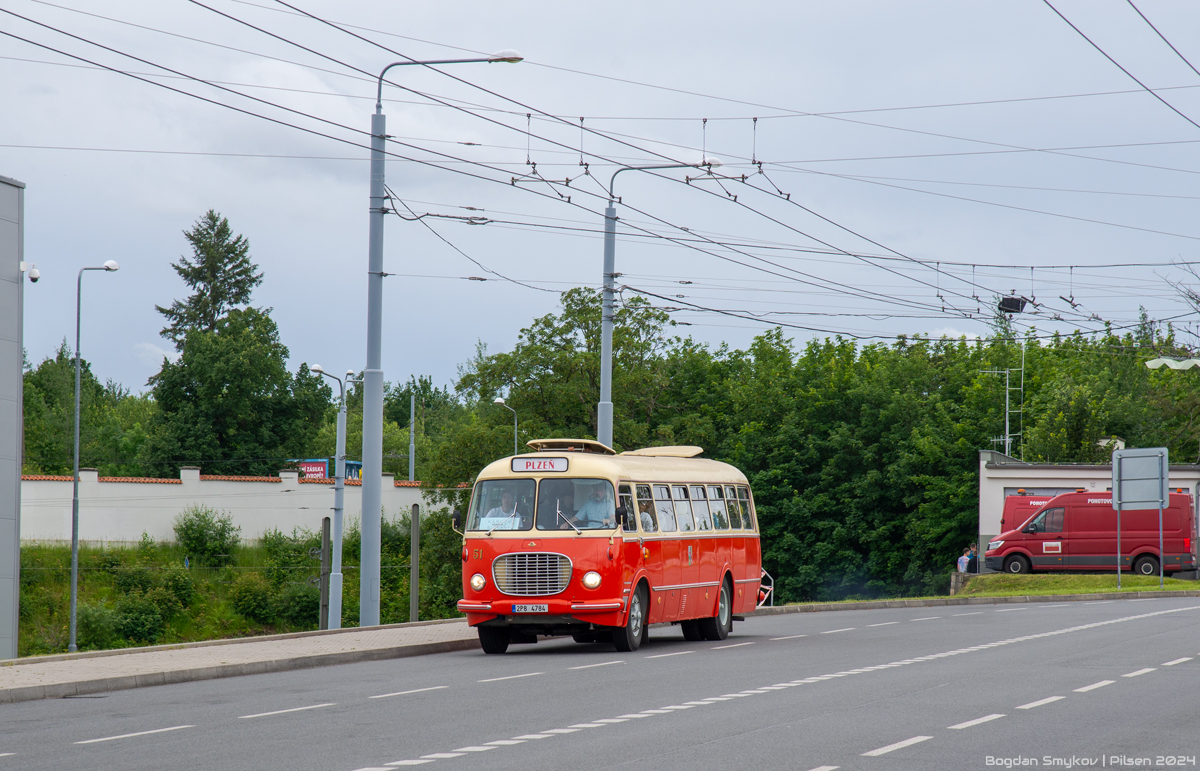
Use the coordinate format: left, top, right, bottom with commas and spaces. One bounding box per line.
360, 51, 522, 626
494, 397, 518, 456
596, 160, 720, 449
69, 259, 118, 652
309, 364, 349, 630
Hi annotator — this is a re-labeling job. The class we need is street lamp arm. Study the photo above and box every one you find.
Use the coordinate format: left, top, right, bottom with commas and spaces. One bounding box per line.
375, 52, 522, 112
607, 160, 721, 200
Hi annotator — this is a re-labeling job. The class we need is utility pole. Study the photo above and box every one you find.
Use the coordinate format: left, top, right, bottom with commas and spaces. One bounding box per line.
408, 393, 415, 483
981, 359, 1025, 459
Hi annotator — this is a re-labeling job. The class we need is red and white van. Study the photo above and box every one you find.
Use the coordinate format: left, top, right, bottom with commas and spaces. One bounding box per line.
985, 490, 1196, 575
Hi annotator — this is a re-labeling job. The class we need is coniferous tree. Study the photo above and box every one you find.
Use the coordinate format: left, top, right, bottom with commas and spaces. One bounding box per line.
156, 210, 263, 348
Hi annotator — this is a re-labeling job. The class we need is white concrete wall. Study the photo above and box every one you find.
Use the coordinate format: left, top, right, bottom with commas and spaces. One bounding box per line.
19, 467, 448, 544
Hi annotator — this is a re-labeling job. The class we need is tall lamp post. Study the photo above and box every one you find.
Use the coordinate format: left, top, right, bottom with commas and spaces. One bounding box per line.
494, 397, 517, 456
309, 364, 351, 630
360, 51, 521, 626
69, 259, 119, 652
596, 160, 719, 449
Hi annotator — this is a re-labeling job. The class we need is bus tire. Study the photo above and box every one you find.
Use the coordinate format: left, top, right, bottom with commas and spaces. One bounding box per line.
681, 619, 704, 641
478, 626, 510, 654
613, 585, 648, 652
1133, 555, 1159, 576
1003, 555, 1030, 574
699, 578, 733, 641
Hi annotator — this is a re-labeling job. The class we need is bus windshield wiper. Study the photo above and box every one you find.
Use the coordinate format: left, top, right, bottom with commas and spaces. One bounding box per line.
556, 500, 581, 534
488, 508, 520, 536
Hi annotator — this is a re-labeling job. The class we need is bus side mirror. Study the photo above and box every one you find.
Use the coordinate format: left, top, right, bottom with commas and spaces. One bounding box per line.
615, 506, 628, 527
452, 509, 463, 531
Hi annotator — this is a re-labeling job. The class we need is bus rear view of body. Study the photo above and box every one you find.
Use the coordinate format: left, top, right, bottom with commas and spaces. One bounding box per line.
456, 439, 762, 654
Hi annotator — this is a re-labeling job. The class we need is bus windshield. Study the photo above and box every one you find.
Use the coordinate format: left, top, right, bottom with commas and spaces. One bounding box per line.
467, 479, 535, 531
536, 478, 617, 530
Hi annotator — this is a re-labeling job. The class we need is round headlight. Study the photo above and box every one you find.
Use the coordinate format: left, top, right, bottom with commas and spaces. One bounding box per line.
582, 571, 601, 590
470, 573, 487, 591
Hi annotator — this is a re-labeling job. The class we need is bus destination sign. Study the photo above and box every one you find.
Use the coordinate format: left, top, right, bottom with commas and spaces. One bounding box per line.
512, 457, 568, 473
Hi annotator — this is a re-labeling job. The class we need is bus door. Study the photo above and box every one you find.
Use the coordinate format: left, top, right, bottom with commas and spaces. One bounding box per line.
672, 485, 699, 618
618, 485, 641, 601
651, 485, 681, 620
726, 486, 751, 611
690, 485, 720, 615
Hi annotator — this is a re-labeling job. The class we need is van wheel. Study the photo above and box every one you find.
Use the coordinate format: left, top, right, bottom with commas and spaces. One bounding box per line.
1133, 556, 1159, 576
478, 626, 510, 654
614, 585, 648, 652
1003, 555, 1031, 574
699, 579, 733, 641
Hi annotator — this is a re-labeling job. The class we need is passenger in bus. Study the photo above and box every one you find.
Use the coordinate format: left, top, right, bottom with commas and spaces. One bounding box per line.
574, 482, 616, 528
536, 482, 575, 529
480, 490, 524, 530
638, 500, 657, 532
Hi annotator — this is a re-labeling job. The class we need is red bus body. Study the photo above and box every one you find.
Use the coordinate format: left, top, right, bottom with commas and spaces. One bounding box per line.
456, 441, 762, 652
985, 490, 1196, 575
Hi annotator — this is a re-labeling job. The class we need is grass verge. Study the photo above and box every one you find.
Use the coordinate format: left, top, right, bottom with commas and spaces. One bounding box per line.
957, 573, 1198, 597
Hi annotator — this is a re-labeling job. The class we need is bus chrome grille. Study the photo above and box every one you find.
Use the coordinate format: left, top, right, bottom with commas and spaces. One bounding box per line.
492, 552, 572, 596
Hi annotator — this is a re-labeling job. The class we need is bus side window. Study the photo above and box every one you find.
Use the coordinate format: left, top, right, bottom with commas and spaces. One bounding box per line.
654, 485, 677, 532
619, 484, 635, 528
635, 484, 658, 533
707, 486, 730, 529
673, 485, 696, 532
737, 486, 756, 531
725, 485, 743, 529
690, 485, 712, 530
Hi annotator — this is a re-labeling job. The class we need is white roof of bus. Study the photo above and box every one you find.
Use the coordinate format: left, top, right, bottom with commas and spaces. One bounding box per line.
477, 449, 749, 485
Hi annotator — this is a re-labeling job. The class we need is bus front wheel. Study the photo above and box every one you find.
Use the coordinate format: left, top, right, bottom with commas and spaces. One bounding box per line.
478, 626, 510, 654
699, 579, 733, 641
614, 585, 648, 652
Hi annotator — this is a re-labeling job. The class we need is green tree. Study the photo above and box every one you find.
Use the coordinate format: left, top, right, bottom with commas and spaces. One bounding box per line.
156, 210, 263, 348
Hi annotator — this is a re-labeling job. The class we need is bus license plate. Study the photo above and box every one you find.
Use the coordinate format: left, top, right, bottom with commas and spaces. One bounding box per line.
513, 604, 548, 613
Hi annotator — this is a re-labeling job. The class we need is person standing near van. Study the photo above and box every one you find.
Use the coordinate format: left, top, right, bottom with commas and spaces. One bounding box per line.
957, 549, 970, 573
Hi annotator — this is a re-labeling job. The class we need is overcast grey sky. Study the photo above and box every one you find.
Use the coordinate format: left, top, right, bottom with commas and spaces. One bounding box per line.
5, 0, 1200, 394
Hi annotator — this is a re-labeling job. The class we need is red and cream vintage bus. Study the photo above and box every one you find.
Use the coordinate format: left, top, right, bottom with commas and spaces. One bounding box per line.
454, 439, 763, 654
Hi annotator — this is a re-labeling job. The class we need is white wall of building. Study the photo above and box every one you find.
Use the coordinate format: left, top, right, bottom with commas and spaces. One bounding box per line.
19, 467, 449, 544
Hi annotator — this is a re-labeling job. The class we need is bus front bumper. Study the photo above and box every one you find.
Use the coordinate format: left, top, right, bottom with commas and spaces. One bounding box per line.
457, 597, 627, 628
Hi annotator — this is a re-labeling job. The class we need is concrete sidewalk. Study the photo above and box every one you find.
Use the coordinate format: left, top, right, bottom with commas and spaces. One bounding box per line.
0, 619, 479, 704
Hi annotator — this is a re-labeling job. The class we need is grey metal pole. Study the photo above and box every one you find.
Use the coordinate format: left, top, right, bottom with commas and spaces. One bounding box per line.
68, 269, 83, 653
330, 379, 346, 630
1116, 455, 1122, 590
319, 517, 331, 630
409, 393, 415, 483
598, 200, 617, 449
410, 502, 419, 623
1159, 454, 1165, 589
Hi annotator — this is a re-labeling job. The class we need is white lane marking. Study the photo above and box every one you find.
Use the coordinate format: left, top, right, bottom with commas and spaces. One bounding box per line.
822, 628, 855, 634
616, 714, 653, 718
542, 728, 580, 734
645, 651, 693, 659
1123, 668, 1156, 678
239, 703, 336, 719
478, 672, 542, 683
771, 634, 808, 640
485, 740, 525, 745
661, 705, 694, 710
1074, 680, 1114, 692
808, 767, 840, 771
995, 608, 1027, 612
421, 753, 465, 759
684, 701, 714, 706
569, 660, 625, 670
952, 612, 983, 616
75, 725, 194, 745
370, 686, 448, 699
513, 734, 554, 739
912, 617, 941, 621
862, 736, 933, 756
868, 622, 899, 627
384, 762, 433, 767
569, 724, 606, 728
640, 709, 672, 714
594, 718, 628, 723
720, 692, 751, 697
1164, 657, 1192, 666
714, 642, 755, 649
1017, 696, 1065, 709
760, 686, 788, 690
352, 767, 394, 771
1042, 604, 1069, 608
701, 696, 732, 701
453, 746, 496, 752
949, 714, 1005, 729
1090, 601, 1112, 605
741, 689, 769, 694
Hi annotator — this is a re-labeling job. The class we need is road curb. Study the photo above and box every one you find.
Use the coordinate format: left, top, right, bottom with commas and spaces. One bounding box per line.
747, 589, 1200, 616
0, 637, 481, 704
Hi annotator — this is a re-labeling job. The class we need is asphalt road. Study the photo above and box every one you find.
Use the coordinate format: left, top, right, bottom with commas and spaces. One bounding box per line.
3, 597, 1199, 771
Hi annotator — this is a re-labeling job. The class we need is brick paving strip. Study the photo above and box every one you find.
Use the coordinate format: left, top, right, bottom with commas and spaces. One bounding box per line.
0, 618, 478, 704
3, 590, 1197, 704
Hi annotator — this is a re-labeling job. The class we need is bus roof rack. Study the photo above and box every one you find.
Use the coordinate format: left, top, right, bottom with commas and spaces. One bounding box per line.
619, 446, 704, 458
525, 438, 616, 455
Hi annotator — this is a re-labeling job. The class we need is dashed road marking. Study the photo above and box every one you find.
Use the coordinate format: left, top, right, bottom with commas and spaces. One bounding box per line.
868, 622, 899, 627
542, 728, 580, 734
239, 704, 335, 719
382, 762, 432, 767
1017, 696, 1065, 709
616, 713, 652, 718
1123, 668, 1156, 678
486, 740, 525, 745
1074, 680, 1114, 692
478, 672, 542, 683
1164, 657, 1192, 666
862, 736, 933, 756
996, 608, 1026, 612
569, 724, 606, 728
912, 617, 941, 621
370, 686, 447, 699
421, 752, 465, 759
453, 746, 496, 752
645, 651, 693, 659
808, 766, 840, 771
949, 714, 1005, 729
512, 734, 554, 739
952, 612, 983, 616
714, 642, 755, 649
76, 725, 194, 745
569, 661, 624, 670
822, 628, 855, 634
771, 634, 808, 640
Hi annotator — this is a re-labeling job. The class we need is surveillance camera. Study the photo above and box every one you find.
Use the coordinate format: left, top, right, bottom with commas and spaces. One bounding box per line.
27, 268, 39, 283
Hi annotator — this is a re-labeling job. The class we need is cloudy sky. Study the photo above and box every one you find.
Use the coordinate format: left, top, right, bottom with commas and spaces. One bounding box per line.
5, 0, 1200, 394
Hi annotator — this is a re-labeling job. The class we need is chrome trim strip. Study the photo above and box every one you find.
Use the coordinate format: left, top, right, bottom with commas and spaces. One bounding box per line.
734, 578, 760, 584
650, 581, 721, 591
570, 602, 623, 610
456, 602, 492, 610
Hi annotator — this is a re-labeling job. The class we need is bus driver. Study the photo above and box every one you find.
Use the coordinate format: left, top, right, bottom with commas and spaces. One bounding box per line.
574, 482, 615, 528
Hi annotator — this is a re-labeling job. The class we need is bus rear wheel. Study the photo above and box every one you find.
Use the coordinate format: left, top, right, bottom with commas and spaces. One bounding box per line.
1003, 555, 1030, 574
1133, 555, 1159, 576
614, 585, 648, 652
478, 626, 510, 654
699, 579, 733, 641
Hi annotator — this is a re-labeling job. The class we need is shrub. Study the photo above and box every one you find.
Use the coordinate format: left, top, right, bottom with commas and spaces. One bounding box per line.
77, 603, 119, 650
173, 505, 240, 566
114, 567, 155, 595
159, 565, 195, 607
229, 573, 274, 624
115, 595, 165, 644
274, 583, 320, 627
96, 551, 124, 575
144, 586, 183, 621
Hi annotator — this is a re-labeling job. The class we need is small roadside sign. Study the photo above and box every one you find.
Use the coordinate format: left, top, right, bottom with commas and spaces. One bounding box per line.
1112, 447, 1168, 588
